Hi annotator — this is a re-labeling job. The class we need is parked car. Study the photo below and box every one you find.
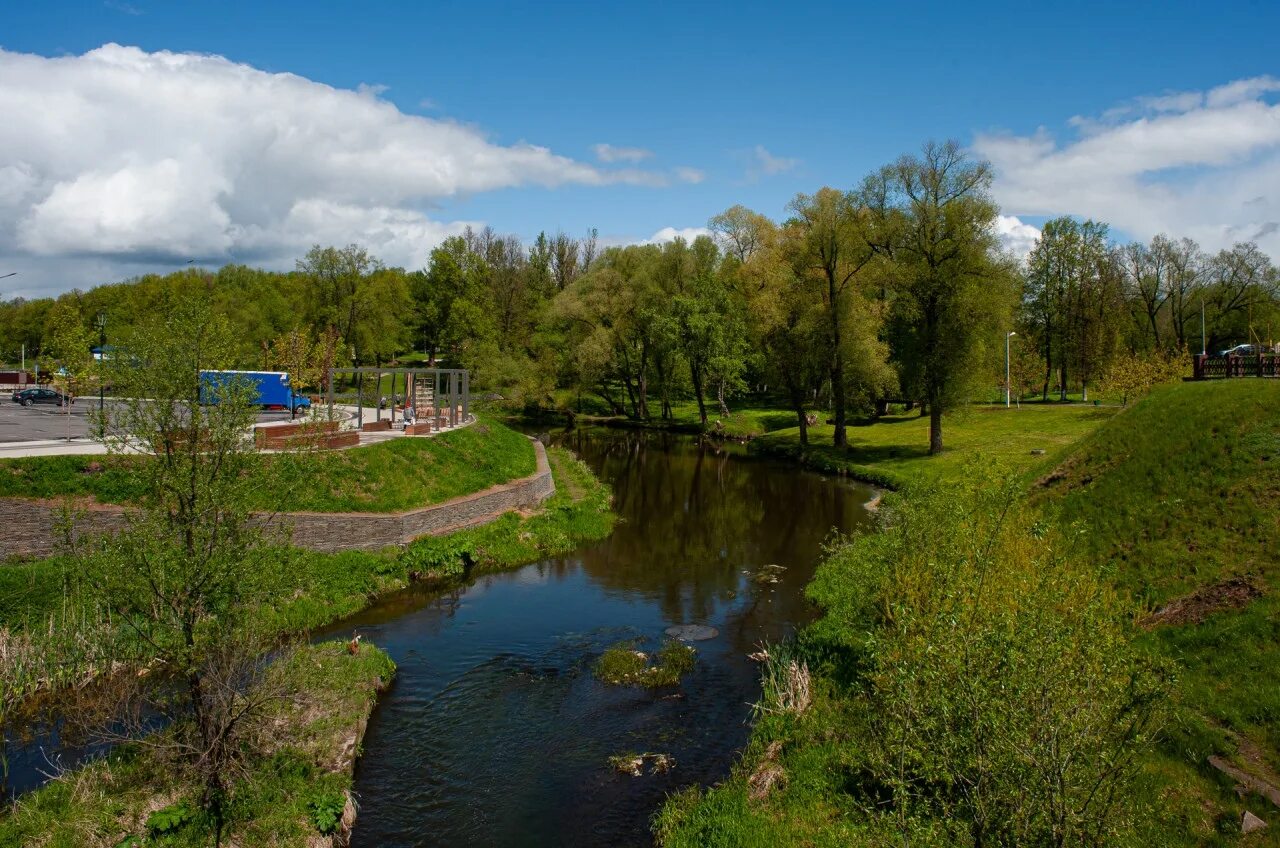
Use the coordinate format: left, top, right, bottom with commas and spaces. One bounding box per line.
10, 387, 72, 407
1218, 343, 1261, 356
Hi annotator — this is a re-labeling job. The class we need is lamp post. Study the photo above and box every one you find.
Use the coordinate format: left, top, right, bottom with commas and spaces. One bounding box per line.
1005, 331, 1017, 408
96, 310, 107, 438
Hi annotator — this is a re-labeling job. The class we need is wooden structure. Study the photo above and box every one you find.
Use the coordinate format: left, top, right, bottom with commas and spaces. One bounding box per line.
1194, 352, 1280, 380
326, 366, 470, 432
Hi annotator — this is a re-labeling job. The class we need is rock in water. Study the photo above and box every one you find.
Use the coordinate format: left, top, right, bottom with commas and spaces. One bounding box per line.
1243, 811, 1267, 833
664, 624, 719, 641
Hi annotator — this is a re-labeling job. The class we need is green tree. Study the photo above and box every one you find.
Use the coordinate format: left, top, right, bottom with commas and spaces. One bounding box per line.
79, 293, 301, 833
864, 141, 1015, 454
786, 188, 876, 448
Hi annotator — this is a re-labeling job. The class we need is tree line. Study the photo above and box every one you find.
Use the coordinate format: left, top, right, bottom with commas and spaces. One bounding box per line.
3, 140, 1277, 453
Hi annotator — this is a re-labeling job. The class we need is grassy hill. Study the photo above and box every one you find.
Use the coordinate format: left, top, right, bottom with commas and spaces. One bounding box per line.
1037, 379, 1280, 843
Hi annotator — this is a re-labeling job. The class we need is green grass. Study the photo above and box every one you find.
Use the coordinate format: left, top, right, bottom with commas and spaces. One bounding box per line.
1, 446, 613, 636
752, 402, 1116, 488
658, 380, 1280, 847
0, 417, 535, 513
594, 640, 696, 687
0, 641, 395, 848
1036, 379, 1280, 845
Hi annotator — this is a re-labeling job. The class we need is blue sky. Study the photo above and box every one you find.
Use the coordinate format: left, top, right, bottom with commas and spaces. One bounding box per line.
1, 0, 1278, 295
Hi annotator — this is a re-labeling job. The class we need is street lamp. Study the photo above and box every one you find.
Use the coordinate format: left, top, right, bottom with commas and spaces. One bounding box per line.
0, 272, 16, 279
96, 311, 107, 439
1005, 331, 1018, 408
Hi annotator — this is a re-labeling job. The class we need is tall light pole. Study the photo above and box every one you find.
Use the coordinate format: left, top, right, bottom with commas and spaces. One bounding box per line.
1201, 299, 1207, 357
96, 310, 107, 439
1005, 331, 1017, 408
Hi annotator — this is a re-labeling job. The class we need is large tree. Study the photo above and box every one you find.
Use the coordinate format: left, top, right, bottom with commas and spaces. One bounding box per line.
864, 140, 1014, 454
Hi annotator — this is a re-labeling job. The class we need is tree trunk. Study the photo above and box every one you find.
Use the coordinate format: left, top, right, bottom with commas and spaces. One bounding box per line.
716, 378, 729, 418
829, 280, 848, 448
690, 363, 707, 427
929, 399, 943, 455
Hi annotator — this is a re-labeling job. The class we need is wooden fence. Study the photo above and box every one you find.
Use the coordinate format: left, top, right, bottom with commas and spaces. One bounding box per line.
1194, 353, 1280, 379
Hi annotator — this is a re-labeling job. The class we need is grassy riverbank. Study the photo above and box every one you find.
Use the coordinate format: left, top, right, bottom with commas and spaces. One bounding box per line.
1, 445, 616, 844
0, 640, 395, 848
0, 417, 535, 512
657, 379, 1280, 847
0, 445, 613, 652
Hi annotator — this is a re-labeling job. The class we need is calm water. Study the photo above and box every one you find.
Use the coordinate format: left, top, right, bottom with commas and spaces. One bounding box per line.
329, 428, 875, 847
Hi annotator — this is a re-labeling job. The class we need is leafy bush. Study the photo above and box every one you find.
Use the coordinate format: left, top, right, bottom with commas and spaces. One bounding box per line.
806, 464, 1169, 846
145, 800, 195, 835
308, 790, 347, 835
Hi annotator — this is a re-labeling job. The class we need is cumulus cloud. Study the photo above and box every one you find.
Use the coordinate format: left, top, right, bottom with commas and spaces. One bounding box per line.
974, 75, 1280, 257
644, 226, 714, 244
592, 143, 653, 163
0, 44, 669, 294
994, 215, 1042, 260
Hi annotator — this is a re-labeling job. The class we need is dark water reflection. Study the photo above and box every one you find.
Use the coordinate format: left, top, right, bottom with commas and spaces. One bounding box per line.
332, 429, 874, 847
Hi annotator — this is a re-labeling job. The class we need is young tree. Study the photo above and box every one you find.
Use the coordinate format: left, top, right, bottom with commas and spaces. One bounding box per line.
78, 293, 301, 833
786, 188, 876, 448
864, 141, 1015, 454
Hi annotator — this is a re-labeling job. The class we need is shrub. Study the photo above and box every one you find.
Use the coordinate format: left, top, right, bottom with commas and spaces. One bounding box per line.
808, 463, 1169, 846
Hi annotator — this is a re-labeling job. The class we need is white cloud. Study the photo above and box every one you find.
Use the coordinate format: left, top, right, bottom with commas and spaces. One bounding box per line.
975, 75, 1280, 257
0, 44, 670, 294
592, 143, 653, 163
644, 226, 713, 245
994, 215, 1041, 260
674, 166, 706, 184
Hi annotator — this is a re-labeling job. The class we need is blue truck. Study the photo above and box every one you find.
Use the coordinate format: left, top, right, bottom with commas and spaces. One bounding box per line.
199, 370, 312, 413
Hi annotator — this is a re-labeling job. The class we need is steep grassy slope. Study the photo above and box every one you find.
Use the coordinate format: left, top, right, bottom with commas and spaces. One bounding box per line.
1038, 379, 1280, 843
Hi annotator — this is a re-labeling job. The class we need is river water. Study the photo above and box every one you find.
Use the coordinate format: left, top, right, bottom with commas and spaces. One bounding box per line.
330, 428, 875, 847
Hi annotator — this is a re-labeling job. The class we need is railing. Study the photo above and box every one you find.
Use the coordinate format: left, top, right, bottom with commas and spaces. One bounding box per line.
1194, 353, 1280, 379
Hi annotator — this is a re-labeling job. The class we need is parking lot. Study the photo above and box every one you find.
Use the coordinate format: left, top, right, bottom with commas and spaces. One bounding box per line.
0, 396, 297, 443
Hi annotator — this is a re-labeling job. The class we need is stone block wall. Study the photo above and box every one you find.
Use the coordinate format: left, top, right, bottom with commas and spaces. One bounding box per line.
0, 440, 554, 558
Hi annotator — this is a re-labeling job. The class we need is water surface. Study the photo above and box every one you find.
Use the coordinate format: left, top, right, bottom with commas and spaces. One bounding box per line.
334, 428, 874, 847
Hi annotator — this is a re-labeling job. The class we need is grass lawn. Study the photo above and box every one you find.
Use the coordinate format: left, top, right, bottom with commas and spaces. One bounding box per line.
752, 402, 1118, 488
0, 417, 535, 513
0, 640, 395, 848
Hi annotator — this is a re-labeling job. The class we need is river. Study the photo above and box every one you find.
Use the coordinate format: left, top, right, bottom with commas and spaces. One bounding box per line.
329, 428, 875, 847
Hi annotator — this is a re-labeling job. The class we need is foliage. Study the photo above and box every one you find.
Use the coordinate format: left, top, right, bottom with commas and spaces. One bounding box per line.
594, 639, 696, 688
1094, 345, 1190, 405
0, 641, 394, 848
306, 791, 346, 835
145, 801, 196, 835
662, 465, 1168, 847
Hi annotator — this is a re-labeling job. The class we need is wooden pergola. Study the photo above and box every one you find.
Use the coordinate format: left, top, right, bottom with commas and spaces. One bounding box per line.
326, 366, 470, 429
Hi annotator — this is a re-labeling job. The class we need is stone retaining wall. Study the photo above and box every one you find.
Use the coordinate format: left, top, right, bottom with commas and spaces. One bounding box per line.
0, 440, 554, 558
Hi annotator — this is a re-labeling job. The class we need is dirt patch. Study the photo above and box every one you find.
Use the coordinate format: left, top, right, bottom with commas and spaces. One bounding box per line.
1140, 576, 1264, 628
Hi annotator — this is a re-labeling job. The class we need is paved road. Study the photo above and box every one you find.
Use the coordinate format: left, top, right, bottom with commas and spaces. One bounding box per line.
0, 398, 297, 443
